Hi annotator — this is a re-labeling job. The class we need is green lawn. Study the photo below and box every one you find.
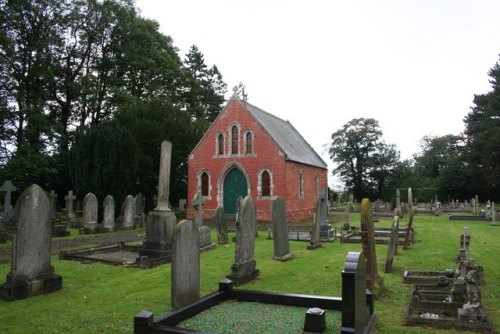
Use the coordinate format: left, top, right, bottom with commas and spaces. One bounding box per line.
0, 213, 498, 333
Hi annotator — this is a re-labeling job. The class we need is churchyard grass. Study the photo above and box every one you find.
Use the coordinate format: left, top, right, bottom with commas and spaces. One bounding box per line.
0, 214, 498, 333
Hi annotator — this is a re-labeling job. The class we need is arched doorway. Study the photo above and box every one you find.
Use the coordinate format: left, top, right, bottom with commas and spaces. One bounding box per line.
223, 168, 248, 214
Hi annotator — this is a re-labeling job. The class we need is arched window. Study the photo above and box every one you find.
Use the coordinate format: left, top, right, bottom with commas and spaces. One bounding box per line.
245, 132, 253, 154
231, 125, 239, 154
217, 133, 224, 155
201, 172, 209, 196
299, 171, 304, 198
261, 170, 271, 196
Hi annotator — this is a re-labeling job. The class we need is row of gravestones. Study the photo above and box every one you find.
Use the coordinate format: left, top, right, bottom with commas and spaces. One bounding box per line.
61, 191, 145, 233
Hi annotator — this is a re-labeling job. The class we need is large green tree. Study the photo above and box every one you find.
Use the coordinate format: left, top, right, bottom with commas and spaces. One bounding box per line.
464, 56, 500, 200
329, 118, 399, 200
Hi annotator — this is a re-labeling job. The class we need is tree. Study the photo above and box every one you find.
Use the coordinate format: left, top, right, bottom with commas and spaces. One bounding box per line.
184, 45, 227, 122
68, 122, 139, 208
329, 118, 399, 200
464, 56, 500, 199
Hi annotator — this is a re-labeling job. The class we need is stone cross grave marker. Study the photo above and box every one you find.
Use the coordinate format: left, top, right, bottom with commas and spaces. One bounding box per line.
226, 195, 259, 285
64, 190, 76, 220
103, 195, 115, 232
171, 220, 200, 309
192, 191, 204, 227
0, 180, 17, 225
360, 198, 378, 291
214, 206, 228, 244
83, 193, 98, 231
122, 195, 135, 229
271, 196, 293, 261
0, 184, 62, 301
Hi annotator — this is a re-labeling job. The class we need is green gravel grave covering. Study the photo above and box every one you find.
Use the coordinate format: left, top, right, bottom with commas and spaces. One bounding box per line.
179, 300, 341, 334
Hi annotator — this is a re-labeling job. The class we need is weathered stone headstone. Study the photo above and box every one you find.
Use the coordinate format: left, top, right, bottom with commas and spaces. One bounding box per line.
49, 190, 57, 220
192, 191, 204, 227
82, 193, 98, 231
342, 205, 350, 231
0, 184, 62, 301
492, 202, 496, 226
142, 141, 176, 256
384, 215, 399, 273
317, 188, 333, 240
360, 198, 379, 291
213, 206, 228, 244
171, 220, 200, 309
396, 189, 401, 217
226, 195, 259, 285
103, 195, 115, 232
403, 188, 415, 249
0, 180, 17, 226
122, 195, 135, 229
307, 209, 322, 250
134, 193, 145, 226
178, 199, 186, 211
474, 195, 479, 216
462, 227, 471, 260
271, 196, 293, 261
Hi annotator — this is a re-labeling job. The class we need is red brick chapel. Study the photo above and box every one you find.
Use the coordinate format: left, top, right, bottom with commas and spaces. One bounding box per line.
186, 95, 328, 223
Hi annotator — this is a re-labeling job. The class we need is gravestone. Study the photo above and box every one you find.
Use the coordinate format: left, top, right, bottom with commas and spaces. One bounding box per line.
396, 189, 401, 217
171, 220, 200, 309
403, 188, 415, 250
474, 195, 479, 216
0, 180, 17, 227
122, 195, 135, 229
49, 190, 57, 220
192, 191, 204, 227
134, 193, 145, 226
360, 198, 379, 291
317, 188, 333, 241
491, 202, 496, 226
49, 190, 69, 237
384, 215, 399, 273
307, 207, 322, 250
178, 199, 186, 211
0, 184, 62, 301
342, 205, 350, 231
82, 193, 98, 231
341, 252, 376, 334
226, 195, 259, 285
271, 196, 293, 261
64, 190, 77, 226
462, 227, 471, 260
141, 141, 176, 257
213, 206, 228, 244
103, 195, 115, 232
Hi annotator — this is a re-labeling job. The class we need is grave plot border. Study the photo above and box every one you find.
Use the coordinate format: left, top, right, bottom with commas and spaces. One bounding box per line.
134, 252, 376, 334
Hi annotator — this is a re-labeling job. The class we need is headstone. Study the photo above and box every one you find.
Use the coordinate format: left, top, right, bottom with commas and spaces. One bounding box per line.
178, 199, 186, 211
0, 184, 62, 301
103, 195, 115, 232
171, 220, 200, 309
0, 180, 17, 226
64, 190, 77, 224
226, 195, 259, 285
462, 227, 471, 260
342, 205, 350, 231
192, 191, 204, 227
134, 193, 145, 226
122, 195, 135, 229
474, 195, 479, 216
142, 141, 176, 256
271, 197, 293, 261
384, 215, 399, 273
214, 207, 228, 244
403, 188, 415, 249
360, 198, 379, 291
317, 188, 333, 240
49, 190, 57, 221
396, 189, 401, 217
307, 211, 322, 250
341, 252, 375, 334
492, 202, 496, 226
82, 193, 98, 231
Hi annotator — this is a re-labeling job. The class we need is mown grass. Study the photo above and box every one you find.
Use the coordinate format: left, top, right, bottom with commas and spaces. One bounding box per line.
0, 213, 498, 333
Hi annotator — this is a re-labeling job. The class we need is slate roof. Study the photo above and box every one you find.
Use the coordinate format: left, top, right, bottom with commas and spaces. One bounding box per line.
240, 99, 328, 169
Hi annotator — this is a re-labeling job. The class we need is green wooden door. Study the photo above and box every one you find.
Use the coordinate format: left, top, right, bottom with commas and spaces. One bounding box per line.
223, 168, 248, 214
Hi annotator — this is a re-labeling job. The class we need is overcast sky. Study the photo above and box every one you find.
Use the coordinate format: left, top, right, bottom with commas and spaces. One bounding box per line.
135, 0, 500, 188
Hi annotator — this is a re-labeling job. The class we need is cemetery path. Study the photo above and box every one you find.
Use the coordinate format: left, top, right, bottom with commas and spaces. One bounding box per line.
0, 230, 145, 261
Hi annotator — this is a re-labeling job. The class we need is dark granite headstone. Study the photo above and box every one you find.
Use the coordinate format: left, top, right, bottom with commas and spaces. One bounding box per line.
0, 184, 62, 301
271, 197, 293, 261
171, 220, 200, 309
226, 195, 259, 285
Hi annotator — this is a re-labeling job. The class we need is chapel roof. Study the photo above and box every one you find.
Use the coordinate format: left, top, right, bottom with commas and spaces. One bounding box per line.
239, 99, 328, 169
